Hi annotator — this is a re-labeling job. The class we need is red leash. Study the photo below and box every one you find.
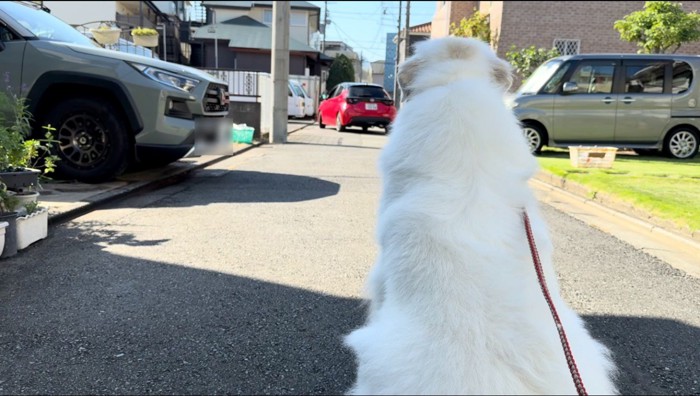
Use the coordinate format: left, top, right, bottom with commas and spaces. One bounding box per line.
523, 211, 588, 396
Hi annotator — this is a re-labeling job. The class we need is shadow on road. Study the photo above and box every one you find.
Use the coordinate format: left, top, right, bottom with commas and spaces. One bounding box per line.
583, 314, 700, 395
0, 221, 364, 394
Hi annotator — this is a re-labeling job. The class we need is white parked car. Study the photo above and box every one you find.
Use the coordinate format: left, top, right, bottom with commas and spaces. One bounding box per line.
292, 80, 315, 118
288, 81, 305, 118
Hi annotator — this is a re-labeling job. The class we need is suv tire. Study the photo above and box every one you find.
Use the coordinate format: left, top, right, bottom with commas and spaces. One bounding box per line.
522, 122, 546, 154
42, 98, 132, 183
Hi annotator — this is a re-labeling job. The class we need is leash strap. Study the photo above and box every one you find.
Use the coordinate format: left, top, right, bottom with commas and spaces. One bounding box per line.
523, 211, 588, 396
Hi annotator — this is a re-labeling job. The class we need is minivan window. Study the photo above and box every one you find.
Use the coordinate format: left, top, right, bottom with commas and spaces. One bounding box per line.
349, 86, 389, 99
543, 63, 571, 93
291, 83, 304, 97
518, 59, 563, 94
567, 63, 615, 94
672, 61, 693, 94
625, 63, 665, 94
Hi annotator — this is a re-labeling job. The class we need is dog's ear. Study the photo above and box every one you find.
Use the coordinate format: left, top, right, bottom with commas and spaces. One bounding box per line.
491, 57, 513, 92
397, 56, 422, 100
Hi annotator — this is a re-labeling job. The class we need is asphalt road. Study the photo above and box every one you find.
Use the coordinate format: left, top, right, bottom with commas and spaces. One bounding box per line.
0, 126, 698, 395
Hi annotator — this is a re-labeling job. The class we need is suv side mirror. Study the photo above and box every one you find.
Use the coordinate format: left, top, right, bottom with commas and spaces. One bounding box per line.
562, 82, 578, 94
321, 93, 328, 101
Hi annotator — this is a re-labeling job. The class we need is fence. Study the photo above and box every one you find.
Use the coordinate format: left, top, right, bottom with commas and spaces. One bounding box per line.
200, 69, 320, 135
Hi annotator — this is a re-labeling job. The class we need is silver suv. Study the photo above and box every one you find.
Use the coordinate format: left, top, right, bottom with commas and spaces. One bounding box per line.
0, 1, 231, 182
510, 54, 700, 159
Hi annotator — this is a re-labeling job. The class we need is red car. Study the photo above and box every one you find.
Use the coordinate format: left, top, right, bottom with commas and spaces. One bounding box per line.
318, 83, 397, 133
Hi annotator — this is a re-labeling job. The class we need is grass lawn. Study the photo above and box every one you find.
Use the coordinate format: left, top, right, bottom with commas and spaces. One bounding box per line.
536, 148, 700, 232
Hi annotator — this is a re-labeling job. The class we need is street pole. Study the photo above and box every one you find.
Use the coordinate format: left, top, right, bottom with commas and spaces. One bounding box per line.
402, 1, 410, 103
393, 0, 402, 103
321, 1, 327, 53
271, 1, 290, 144
213, 10, 218, 69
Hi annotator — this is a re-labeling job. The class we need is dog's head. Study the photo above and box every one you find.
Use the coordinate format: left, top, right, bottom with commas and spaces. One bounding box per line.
398, 37, 512, 100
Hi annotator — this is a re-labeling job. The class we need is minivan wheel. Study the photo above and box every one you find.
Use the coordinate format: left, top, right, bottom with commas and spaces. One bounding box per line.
664, 127, 699, 159
522, 122, 545, 154
42, 98, 132, 183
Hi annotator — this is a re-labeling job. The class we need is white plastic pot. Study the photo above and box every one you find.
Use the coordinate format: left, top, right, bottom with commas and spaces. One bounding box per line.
132, 33, 159, 47
90, 28, 121, 45
15, 208, 48, 250
0, 221, 7, 256
11, 191, 39, 216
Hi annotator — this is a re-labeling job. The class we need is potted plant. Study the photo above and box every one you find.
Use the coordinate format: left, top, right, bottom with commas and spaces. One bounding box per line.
0, 182, 19, 258
15, 200, 48, 250
90, 23, 122, 46
0, 91, 40, 190
0, 87, 59, 193
131, 27, 159, 47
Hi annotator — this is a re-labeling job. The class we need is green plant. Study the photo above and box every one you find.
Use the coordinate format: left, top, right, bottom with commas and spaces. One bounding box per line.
505, 45, 560, 80
131, 27, 158, 36
0, 90, 59, 176
450, 9, 494, 45
326, 54, 355, 90
23, 200, 39, 215
614, 1, 700, 54
95, 23, 119, 31
0, 182, 19, 215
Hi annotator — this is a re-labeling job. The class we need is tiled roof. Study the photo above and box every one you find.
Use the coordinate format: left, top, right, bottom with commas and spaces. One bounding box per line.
410, 22, 431, 34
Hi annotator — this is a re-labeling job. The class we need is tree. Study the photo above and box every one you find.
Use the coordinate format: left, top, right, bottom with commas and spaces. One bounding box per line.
614, 1, 700, 54
450, 9, 493, 45
326, 54, 355, 91
505, 45, 560, 80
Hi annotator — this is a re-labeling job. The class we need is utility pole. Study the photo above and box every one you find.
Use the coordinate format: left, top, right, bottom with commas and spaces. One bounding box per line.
359, 51, 363, 82
271, 1, 290, 144
214, 10, 218, 69
393, 0, 402, 103
321, 1, 328, 53
402, 1, 410, 103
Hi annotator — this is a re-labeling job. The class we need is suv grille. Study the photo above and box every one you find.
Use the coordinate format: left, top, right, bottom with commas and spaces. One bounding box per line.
204, 83, 229, 112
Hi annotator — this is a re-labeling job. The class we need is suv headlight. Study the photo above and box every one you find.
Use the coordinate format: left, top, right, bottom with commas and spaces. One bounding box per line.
129, 63, 200, 92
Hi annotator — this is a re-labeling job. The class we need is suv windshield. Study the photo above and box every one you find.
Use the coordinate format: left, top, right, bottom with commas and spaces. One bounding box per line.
518, 59, 564, 95
349, 86, 389, 99
2, 2, 96, 46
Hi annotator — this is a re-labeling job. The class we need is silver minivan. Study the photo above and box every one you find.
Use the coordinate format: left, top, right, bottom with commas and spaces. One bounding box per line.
509, 54, 700, 159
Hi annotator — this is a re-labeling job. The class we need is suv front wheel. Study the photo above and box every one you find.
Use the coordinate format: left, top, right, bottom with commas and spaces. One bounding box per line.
42, 98, 132, 183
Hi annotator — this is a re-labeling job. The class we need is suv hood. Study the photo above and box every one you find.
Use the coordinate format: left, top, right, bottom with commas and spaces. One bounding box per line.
60, 42, 224, 84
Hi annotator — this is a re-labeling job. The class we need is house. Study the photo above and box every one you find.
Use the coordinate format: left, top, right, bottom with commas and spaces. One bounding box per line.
42, 0, 192, 64
370, 61, 386, 87
191, 1, 327, 76
431, 1, 700, 73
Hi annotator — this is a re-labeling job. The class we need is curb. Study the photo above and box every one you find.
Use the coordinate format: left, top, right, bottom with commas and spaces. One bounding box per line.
534, 170, 700, 244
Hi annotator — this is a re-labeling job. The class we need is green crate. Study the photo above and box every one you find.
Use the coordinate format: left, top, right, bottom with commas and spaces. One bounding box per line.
232, 126, 254, 144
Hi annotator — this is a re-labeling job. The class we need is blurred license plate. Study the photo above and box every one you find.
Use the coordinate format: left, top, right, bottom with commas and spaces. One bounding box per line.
365, 103, 378, 110
191, 117, 234, 156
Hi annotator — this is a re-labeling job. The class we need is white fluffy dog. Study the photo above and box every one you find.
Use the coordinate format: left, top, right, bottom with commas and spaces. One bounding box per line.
343, 37, 618, 395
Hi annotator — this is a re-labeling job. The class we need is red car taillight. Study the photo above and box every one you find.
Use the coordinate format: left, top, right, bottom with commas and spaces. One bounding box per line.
382, 99, 394, 106
347, 98, 359, 105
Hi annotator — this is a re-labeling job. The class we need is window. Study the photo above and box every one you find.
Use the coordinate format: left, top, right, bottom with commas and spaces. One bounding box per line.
263, 10, 306, 26
567, 63, 615, 94
553, 39, 580, 56
672, 61, 693, 94
543, 63, 571, 93
624, 62, 665, 94
349, 86, 390, 99
290, 12, 307, 27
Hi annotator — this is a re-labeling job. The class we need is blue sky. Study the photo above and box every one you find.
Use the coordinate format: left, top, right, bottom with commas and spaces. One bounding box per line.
308, 1, 436, 62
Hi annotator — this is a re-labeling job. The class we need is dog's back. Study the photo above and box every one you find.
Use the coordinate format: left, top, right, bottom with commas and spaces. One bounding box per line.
344, 37, 618, 395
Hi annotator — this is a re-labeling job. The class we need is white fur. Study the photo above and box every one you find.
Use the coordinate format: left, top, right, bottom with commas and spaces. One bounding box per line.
344, 37, 618, 395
